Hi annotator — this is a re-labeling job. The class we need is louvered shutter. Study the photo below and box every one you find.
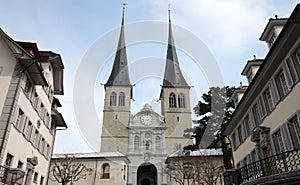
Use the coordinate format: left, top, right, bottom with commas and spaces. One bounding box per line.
283, 61, 294, 90
287, 56, 299, 83
269, 79, 280, 106
281, 122, 294, 151
10, 106, 18, 125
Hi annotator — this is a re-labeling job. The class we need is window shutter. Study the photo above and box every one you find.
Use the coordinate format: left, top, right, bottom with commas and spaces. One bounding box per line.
281, 122, 294, 151
287, 114, 300, 149
287, 56, 299, 83
283, 61, 294, 89
248, 111, 255, 131
291, 54, 300, 81
258, 97, 267, 120
21, 117, 28, 133
10, 106, 19, 125
270, 135, 277, 155
269, 79, 280, 106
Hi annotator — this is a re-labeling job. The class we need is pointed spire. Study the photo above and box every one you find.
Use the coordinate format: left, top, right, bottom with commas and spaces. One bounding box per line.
105, 4, 131, 87
162, 7, 189, 88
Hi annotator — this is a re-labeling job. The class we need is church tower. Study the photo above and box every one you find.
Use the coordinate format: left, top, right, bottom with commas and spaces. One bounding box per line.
160, 9, 193, 153
100, 6, 132, 153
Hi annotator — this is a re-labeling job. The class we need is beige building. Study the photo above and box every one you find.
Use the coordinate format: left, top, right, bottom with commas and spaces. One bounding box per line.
165, 149, 224, 185
0, 28, 66, 185
224, 4, 300, 185
100, 8, 193, 185
48, 152, 130, 185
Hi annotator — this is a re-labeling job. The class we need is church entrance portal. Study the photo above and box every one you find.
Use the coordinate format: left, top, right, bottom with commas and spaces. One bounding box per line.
137, 163, 157, 185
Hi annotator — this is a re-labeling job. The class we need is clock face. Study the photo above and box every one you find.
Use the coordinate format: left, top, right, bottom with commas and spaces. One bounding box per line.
141, 114, 152, 125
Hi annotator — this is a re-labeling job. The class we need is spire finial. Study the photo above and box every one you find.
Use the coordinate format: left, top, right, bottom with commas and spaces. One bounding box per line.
122, 3, 127, 10
168, 4, 171, 23
121, 3, 127, 25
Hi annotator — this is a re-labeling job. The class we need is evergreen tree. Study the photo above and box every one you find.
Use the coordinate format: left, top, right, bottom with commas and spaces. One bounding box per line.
184, 86, 235, 169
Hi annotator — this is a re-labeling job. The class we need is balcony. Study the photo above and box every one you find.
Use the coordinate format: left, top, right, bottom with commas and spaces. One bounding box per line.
239, 148, 300, 184
0, 166, 25, 185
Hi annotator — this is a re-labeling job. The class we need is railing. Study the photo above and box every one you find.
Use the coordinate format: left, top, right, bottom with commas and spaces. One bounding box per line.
0, 165, 8, 183
239, 148, 300, 183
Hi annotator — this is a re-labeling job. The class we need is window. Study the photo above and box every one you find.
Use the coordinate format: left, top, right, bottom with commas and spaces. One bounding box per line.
16, 108, 25, 131
268, 33, 277, 48
118, 92, 125, 106
169, 93, 177, 108
288, 115, 300, 149
123, 165, 126, 180
39, 176, 44, 185
183, 162, 194, 179
250, 150, 257, 163
145, 141, 150, 150
178, 93, 185, 108
39, 138, 45, 153
17, 161, 23, 169
286, 57, 300, 83
5, 153, 13, 167
263, 88, 273, 114
33, 172, 38, 183
101, 163, 110, 179
155, 136, 161, 152
273, 130, 285, 154
275, 70, 289, 98
24, 121, 33, 140
44, 144, 51, 159
252, 104, 260, 127
243, 116, 250, 138
109, 92, 117, 106
24, 79, 33, 98
237, 125, 243, 144
134, 136, 139, 151
31, 129, 40, 147
232, 133, 237, 151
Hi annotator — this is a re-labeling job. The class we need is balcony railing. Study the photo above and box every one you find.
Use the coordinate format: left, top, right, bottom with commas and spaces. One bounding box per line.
0, 165, 8, 183
239, 148, 300, 183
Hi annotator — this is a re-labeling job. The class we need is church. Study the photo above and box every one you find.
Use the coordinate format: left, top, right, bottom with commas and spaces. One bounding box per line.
100, 7, 193, 185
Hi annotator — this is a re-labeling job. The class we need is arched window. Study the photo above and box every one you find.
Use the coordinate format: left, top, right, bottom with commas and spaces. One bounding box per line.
134, 136, 140, 151
118, 92, 125, 106
178, 93, 185, 108
101, 163, 110, 179
109, 92, 116, 106
169, 93, 177, 108
155, 136, 161, 152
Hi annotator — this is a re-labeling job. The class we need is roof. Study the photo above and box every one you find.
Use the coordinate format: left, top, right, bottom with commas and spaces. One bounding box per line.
169, 149, 223, 158
51, 109, 67, 128
224, 4, 300, 136
105, 7, 131, 88
0, 28, 48, 86
241, 58, 264, 76
40, 51, 64, 95
259, 17, 287, 41
52, 152, 130, 163
162, 10, 190, 88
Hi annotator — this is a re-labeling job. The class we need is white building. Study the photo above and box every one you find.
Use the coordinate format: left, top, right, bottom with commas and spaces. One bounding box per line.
48, 152, 130, 185
0, 28, 66, 185
224, 4, 300, 185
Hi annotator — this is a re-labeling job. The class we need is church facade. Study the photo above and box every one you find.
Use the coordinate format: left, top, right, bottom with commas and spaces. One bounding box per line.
100, 7, 193, 185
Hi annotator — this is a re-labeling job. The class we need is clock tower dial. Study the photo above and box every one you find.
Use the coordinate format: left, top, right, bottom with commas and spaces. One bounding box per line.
141, 114, 152, 126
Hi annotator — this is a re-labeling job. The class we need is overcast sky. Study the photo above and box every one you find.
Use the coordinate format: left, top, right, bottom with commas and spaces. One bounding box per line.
0, 0, 299, 153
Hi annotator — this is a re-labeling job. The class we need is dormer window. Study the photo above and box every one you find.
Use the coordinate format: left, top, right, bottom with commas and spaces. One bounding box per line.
268, 33, 277, 48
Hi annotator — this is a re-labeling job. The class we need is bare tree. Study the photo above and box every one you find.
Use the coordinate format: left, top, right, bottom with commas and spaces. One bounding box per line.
165, 151, 224, 185
194, 157, 224, 185
49, 154, 88, 185
165, 157, 194, 185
